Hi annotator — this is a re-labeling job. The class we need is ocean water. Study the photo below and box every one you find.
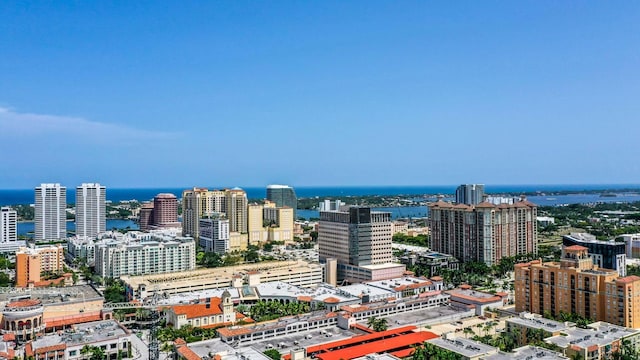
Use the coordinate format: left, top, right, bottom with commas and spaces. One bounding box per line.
2, 184, 640, 205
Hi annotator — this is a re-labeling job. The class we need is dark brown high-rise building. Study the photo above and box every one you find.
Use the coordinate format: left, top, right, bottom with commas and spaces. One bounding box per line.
138, 202, 154, 231
153, 193, 179, 228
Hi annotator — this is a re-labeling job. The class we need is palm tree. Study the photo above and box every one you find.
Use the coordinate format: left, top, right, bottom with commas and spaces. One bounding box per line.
367, 316, 378, 329
372, 317, 388, 332
463, 327, 474, 338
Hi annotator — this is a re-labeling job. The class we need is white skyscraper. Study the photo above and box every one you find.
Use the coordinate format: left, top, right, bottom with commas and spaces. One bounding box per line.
0, 207, 17, 243
76, 183, 106, 238
35, 183, 67, 241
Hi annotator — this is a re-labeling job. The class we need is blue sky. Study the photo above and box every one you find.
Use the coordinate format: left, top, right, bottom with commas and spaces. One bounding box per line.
1, 1, 639, 188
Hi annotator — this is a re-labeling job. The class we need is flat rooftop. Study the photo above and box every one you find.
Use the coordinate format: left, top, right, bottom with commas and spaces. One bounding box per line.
31, 320, 128, 350
507, 313, 573, 333
427, 336, 497, 358
0, 285, 102, 306
545, 322, 640, 350
447, 288, 503, 304
483, 345, 568, 360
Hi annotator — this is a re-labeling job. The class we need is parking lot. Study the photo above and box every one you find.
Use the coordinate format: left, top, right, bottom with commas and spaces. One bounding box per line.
253, 326, 357, 354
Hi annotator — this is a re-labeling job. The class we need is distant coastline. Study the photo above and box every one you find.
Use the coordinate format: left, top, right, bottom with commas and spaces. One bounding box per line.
2, 184, 640, 206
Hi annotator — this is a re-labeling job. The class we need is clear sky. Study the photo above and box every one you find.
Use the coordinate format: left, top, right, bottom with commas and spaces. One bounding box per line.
1, 1, 639, 188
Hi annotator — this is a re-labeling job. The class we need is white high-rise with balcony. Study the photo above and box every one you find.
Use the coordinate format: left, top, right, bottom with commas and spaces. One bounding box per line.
35, 184, 67, 241
76, 183, 106, 238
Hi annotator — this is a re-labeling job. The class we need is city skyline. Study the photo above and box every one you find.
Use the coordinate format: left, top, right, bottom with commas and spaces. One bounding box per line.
1, 2, 639, 188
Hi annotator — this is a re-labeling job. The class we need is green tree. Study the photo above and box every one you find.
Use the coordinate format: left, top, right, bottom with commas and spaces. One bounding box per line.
263, 349, 281, 360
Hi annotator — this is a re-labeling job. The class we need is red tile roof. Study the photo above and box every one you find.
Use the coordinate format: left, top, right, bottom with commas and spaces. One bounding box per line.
616, 275, 640, 284
565, 245, 588, 251
177, 345, 202, 360
171, 298, 223, 319
314, 331, 439, 360
45, 312, 102, 328
7, 299, 41, 308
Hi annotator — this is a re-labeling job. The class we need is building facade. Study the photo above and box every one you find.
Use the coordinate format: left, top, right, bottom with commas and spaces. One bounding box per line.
266, 184, 297, 218
515, 245, 640, 328
75, 183, 106, 238
15, 245, 65, 287
225, 188, 248, 233
94, 235, 195, 278
199, 216, 230, 254
138, 202, 154, 231
153, 193, 180, 228
35, 183, 67, 241
0, 207, 23, 253
455, 184, 485, 205
181, 188, 227, 239
429, 195, 537, 266
562, 233, 626, 276
248, 201, 294, 245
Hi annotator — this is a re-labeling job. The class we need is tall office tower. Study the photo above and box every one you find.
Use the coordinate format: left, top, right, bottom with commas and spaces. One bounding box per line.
266, 184, 297, 218
515, 245, 640, 328
319, 207, 393, 267
75, 183, 106, 238
199, 216, 230, 254
153, 193, 180, 228
138, 202, 154, 231
182, 188, 227, 238
225, 188, 247, 233
0, 207, 17, 243
455, 184, 485, 205
35, 183, 67, 241
247, 203, 268, 244
429, 195, 537, 266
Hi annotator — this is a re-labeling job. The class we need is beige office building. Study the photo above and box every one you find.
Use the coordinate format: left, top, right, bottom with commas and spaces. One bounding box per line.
182, 188, 227, 238
226, 188, 248, 233
248, 201, 294, 245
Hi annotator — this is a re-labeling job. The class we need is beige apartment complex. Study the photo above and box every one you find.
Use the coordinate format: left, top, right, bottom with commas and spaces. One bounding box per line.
428, 195, 537, 266
15, 245, 64, 287
515, 245, 640, 328
247, 200, 294, 245
182, 188, 248, 239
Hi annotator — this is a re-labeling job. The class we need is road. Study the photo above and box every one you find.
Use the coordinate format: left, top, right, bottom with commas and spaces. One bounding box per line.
130, 332, 149, 360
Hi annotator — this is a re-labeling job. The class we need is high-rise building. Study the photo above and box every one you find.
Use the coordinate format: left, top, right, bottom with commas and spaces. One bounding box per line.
248, 201, 294, 245
153, 193, 180, 228
515, 245, 640, 328
1, 207, 17, 244
562, 233, 627, 276
35, 184, 67, 241
1, 207, 25, 254
199, 216, 230, 254
138, 202, 154, 231
266, 185, 297, 218
15, 245, 64, 287
455, 184, 485, 205
428, 195, 537, 266
226, 188, 247, 233
318, 207, 404, 282
75, 183, 106, 238
181, 188, 226, 238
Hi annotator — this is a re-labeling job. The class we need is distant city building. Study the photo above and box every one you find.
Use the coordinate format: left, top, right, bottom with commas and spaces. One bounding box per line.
318, 206, 405, 283
515, 245, 640, 328
138, 202, 154, 231
399, 251, 460, 278
429, 195, 537, 266
455, 184, 485, 205
319, 200, 345, 212
181, 188, 226, 238
75, 183, 106, 238
562, 233, 626, 276
226, 188, 248, 233
34, 183, 67, 241
15, 245, 65, 287
620, 233, 640, 259
537, 216, 556, 227
266, 184, 297, 218
199, 216, 230, 254
0, 207, 23, 253
94, 233, 195, 278
153, 193, 180, 228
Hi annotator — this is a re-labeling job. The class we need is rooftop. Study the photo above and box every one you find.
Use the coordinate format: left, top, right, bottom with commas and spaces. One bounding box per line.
482, 345, 568, 360
30, 320, 128, 352
545, 322, 640, 350
0, 285, 103, 307
506, 312, 574, 333
446, 288, 504, 304
427, 336, 497, 358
